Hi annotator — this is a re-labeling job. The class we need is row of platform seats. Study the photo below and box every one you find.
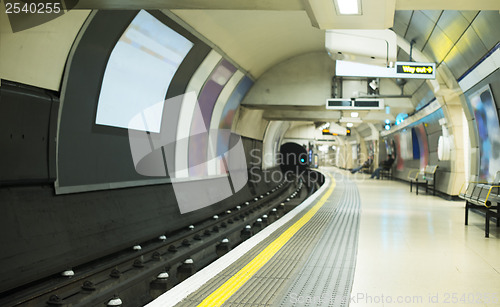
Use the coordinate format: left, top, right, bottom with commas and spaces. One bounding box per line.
407, 165, 439, 195
395, 164, 499, 238
460, 172, 500, 237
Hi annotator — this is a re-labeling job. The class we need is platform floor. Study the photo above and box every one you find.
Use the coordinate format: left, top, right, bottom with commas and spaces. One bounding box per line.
351, 170, 500, 307
149, 168, 500, 307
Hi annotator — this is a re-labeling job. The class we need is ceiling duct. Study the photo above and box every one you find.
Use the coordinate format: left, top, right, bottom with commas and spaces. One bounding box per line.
325, 29, 397, 67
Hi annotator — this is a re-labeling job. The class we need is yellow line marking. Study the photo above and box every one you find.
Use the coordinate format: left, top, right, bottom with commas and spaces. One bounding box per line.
197, 175, 336, 307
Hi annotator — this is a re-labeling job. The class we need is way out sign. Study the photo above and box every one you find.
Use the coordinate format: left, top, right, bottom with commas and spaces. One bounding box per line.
395, 62, 436, 79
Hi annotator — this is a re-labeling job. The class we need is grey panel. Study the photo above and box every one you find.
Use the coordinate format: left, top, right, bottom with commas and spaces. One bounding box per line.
405, 11, 437, 51
397, 48, 410, 62
393, 170, 405, 181
436, 170, 450, 193
429, 151, 439, 164
486, 71, 500, 110
243, 137, 263, 168
404, 79, 425, 97
471, 11, 500, 52
437, 160, 451, 172
443, 46, 470, 79
406, 159, 421, 169
455, 27, 488, 69
468, 119, 479, 148
437, 10, 470, 43
412, 82, 434, 109
460, 93, 474, 120
421, 10, 443, 23
394, 159, 421, 181
428, 132, 441, 153
425, 120, 442, 135
464, 70, 500, 107
419, 89, 436, 109
392, 10, 412, 37
470, 147, 479, 175
423, 26, 454, 63
460, 11, 480, 23
0, 83, 56, 183
425, 119, 441, 134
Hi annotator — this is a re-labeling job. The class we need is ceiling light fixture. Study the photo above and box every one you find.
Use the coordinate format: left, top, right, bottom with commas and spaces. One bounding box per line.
346, 123, 354, 128
334, 0, 361, 15
351, 112, 359, 118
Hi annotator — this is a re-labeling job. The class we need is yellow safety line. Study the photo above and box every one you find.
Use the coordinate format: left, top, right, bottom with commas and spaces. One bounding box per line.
197, 175, 336, 307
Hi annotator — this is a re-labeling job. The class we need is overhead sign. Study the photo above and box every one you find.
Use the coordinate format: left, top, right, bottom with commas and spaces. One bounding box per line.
322, 129, 337, 136
326, 98, 384, 110
395, 62, 435, 79
335, 60, 436, 79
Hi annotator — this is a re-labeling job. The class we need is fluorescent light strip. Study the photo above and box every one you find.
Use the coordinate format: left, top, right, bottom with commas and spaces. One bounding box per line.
335, 0, 361, 15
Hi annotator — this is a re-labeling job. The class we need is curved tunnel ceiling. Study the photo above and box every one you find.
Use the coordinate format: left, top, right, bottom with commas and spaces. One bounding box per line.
170, 8, 499, 84
67, 0, 499, 85
168, 9, 325, 79
2, 0, 498, 136
166, 6, 498, 134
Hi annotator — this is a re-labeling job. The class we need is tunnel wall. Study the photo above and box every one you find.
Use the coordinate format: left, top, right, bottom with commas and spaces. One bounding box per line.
0, 81, 58, 184
0, 132, 276, 294
0, 9, 288, 294
381, 107, 454, 194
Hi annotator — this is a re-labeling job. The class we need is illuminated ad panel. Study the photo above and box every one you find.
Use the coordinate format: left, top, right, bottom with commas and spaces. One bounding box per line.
414, 124, 429, 170
468, 85, 500, 181
217, 76, 253, 156
393, 134, 404, 171
96, 10, 193, 133
188, 59, 237, 177
174, 51, 222, 179
399, 129, 413, 161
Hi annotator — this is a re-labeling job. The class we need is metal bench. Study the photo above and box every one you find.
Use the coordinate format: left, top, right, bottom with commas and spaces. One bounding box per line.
408, 165, 438, 195
460, 172, 500, 238
408, 169, 422, 194
423, 165, 438, 195
380, 166, 392, 180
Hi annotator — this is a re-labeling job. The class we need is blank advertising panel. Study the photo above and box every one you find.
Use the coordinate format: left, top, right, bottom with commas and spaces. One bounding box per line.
96, 10, 193, 133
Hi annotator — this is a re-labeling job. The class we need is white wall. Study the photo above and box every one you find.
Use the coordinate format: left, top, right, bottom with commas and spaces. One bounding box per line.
242, 52, 334, 106
0, 9, 90, 91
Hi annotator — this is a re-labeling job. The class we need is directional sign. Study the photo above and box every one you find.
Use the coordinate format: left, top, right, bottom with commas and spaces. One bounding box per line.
395, 62, 436, 79
335, 60, 436, 79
